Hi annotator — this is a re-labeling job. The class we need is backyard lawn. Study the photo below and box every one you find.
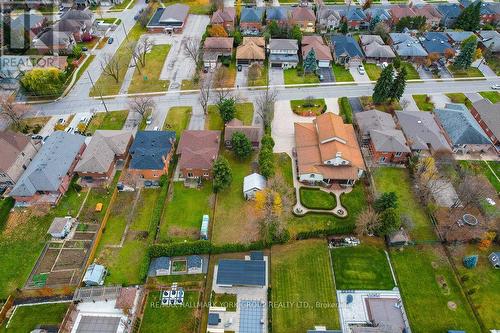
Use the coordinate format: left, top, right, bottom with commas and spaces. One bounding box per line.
299, 187, 336, 210
163, 107, 192, 138
391, 245, 481, 333
158, 182, 213, 242
284, 68, 319, 85
290, 99, 326, 116
211, 292, 237, 311
85, 110, 129, 134
128, 44, 171, 94
331, 243, 395, 290
448, 66, 484, 79
97, 191, 136, 247
413, 94, 434, 111
0, 302, 70, 332
363, 62, 382, 80
140, 290, 201, 332
458, 160, 500, 192
479, 91, 500, 103
373, 167, 436, 241
332, 64, 354, 82
206, 103, 254, 130
271, 239, 339, 332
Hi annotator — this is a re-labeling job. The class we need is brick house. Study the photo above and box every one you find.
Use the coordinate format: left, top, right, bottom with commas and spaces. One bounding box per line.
470, 99, 500, 153
177, 130, 221, 180
224, 119, 263, 149
240, 7, 264, 34
290, 6, 316, 32
211, 8, 236, 32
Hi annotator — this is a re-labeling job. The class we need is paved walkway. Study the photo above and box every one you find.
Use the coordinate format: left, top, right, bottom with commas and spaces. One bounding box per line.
473, 59, 497, 77
430, 93, 451, 108
465, 92, 483, 103
325, 97, 339, 114
401, 94, 419, 111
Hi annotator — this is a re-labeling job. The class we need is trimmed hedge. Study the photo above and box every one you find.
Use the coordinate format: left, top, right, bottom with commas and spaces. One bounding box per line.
0, 197, 14, 230
339, 97, 353, 124
295, 224, 355, 239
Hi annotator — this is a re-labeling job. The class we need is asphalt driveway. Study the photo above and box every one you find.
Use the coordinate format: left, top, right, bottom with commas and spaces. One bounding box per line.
319, 67, 334, 83
348, 97, 363, 114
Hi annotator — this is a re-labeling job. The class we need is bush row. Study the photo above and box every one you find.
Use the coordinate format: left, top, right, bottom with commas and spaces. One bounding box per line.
295, 224, 355, 240
148, 240, 271, 258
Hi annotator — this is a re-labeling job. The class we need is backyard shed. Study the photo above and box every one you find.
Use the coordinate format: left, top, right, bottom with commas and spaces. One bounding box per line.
83, 264, 107, 286
243, 173, 267, 200
148, 257, 171, 277
488, 252, 500, 269
200, 215, 209, 240
47, 216, 75, 238
386, 229, 410, 247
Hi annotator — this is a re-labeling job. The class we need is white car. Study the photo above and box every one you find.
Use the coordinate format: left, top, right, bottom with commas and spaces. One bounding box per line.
357, 65, 365, 75
491, 84, 500, 90
153, 126, 159, 131
146, 115, 152, 125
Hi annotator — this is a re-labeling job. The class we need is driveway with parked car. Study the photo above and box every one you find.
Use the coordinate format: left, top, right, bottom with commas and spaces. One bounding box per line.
350, 65, 370, 82
318, 67, 334, 83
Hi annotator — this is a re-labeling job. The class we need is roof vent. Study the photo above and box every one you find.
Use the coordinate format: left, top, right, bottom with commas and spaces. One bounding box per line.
417, 120, 422, 124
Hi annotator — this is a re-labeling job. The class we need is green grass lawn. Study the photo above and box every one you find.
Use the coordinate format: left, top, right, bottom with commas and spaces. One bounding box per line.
163, 107, 192, 139
90, 23, 146, 96
290, 99, 326, 116
130, 189, 161, 232
445, 93, 472, 109
206, 103, 254, 130
284, 68, 319, 85
97, 191, 136, 247
485, 55, 500, 76
75, 54, 95, 83
85, 110, 129, 134
158, 182, 213, 242
272, 239, 339, 332
211, 292, 237, 311
479, 91, 500, 103
111, 0, 136, 10
458, 160, 500, 192
449, 244, 500, 330
391, 245, 481, 333
212, 152, 257, 245
128, 44, 171, 94
0, 198, 14, 230
413, 94, 435, 111
448, 65, 484, 79
363, 62, 382, 81
338, 97, 353, 124
373, 168, 436, 241
331, 244, 395, 290
248, 64, 268, 86
140, 290, 200, 332
99, 239, 148, 286
299, 187, 336, 210
12, 116, 50, 134
181, 79, 199, 90
332, 64, 354, 82
0, 302, 69, 332
360, 96, 402, 112
401, 61, 420, 80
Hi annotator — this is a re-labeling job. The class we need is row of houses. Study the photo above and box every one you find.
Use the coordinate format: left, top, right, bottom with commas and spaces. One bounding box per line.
0, 119, 262, 205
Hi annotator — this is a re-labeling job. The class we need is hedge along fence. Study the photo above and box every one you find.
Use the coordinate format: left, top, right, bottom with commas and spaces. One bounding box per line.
295, 224, 355, 240
338, 97, 353, 124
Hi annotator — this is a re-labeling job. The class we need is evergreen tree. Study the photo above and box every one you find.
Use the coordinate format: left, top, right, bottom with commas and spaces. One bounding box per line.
369, 15, 380, 32
339, 19, 348, 34
454, 1, 481, 31
231, 132, 252, 160
217, 98, 236, 123
372, 64, 394, 104
213, 157, 232, 192
454, 36, 477, 69
376, 208, 401, 235
267, 21, 281, 38
289, 25, 303, 43
374, 191, 398, 212
303, 49, 318, 73
389, 66, 407, 101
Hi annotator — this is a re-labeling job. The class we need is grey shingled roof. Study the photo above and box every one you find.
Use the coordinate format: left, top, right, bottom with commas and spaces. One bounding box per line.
471, 99, 500, 141
355, 109, 398, 136
396, 110, 451, 152
434, 104, 492, 146
370, 130, 410, 153
10, 131, 85, 197
129, 131, 176, 170
389, 33, 428, 57
331, 35, 364, 58
268, 39, 298, 51
10, 13, 44, 30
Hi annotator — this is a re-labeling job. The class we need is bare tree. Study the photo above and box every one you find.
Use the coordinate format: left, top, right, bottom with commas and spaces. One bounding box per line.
199, 73, 214, 115
136, 37, 155, 67
456, 174, 490, 210
210, 0, 224, 10
100, 54, 123, 83
0, 95, 29, 129
247, 63, 262, 85
255, 85, 278, 130
128, 96, 156, 120
414, 156, 450, 205
126, 41, 141, 74
355, 207, 380, 236
183, 37, 202, 65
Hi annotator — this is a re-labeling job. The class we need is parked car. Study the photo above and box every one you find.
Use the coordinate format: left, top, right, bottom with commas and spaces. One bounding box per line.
357, 65, 365, 75
57, 118, 64, 124
108, 37, 114, 44
318, 74, 324, 81
31, 135, 43, 140
237, 64, 243, 72
82, 46, 88, 52
492, 84, 500, 90
153, 126, 159, 131
146, 115, 152, 125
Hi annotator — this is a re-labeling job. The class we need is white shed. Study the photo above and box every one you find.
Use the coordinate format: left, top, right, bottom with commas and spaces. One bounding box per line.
47, 216, 75, 238
243, 173, 267, 200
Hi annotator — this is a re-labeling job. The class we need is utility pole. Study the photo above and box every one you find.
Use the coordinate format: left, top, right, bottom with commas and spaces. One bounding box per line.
87, 71, 109, 113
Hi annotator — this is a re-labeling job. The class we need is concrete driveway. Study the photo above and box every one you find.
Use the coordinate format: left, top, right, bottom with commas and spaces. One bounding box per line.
474, 60, 497, 77
236, 66, 247, 88
350, 66, 370, 82
465, 92, 483, 103
430, 93, 451, 108
268, 67, 284, 86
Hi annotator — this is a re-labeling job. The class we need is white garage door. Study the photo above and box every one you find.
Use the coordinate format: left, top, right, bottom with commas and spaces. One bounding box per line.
318, 60, 330, 68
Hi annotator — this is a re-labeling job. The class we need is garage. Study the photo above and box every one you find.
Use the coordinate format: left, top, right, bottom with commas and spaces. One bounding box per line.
271, 62, 283, 68
318, 60, 330, 68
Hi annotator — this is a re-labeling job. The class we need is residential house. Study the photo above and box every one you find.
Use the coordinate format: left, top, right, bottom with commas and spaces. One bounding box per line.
268, 38, 299, 68
266, 7, 290, 27
317, 6, 342, 32
60, 8, 94, 31
294, 113, 365, 187
128, 131, 176, 179
146, 4, 189, 33
302, 36, 333, 68
243, 173, 266, 200
210, 7, 235, 32
434, 103, 492, 154
224, 118, 263, 149
437, 4, 463, 27
396, 111, 452, 154
389, 33, 428, 60
75, 130, 133, 185
446, 31, 475, 48
236, 37, 265, 65
477, 30, 500, 53
330, 35, 364, 67
290, 6, 316, 33
364, 7, 392, 24
338, 7, 367, 30
355, 110, 410, 164
33, 30, 75, 54
0, 131, 38, 192
9, 131, 86, 206
359, 35, 396, 63
413, 5, 443, 27
177, 130, 221, 180
389, 5, 417, 25
203, 37, 234, 69
240, 7, 264, 35
10, 13, 46, 40
53, 19, 90, 42
470, 99, 500, 152
421, 32, 454, 57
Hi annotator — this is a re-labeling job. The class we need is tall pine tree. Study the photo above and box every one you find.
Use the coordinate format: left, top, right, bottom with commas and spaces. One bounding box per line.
303, 49, 318, 74
372, 64, 394, 104
454, 1, 481, 31
389, 67, 407, 101
454, 36, 477, 69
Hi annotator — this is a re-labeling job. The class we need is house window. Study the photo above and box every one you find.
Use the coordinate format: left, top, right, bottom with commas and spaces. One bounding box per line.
188, 172, 194, 178
395, 152, 402, 157
203, 172, 209, 177
380, 157, 386, 163
310, 174, 315, 178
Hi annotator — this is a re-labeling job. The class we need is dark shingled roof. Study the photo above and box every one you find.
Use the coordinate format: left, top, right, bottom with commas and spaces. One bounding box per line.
331, 35, 364, 58
129, 131, 176, 170
217, 259, 266, 286
208, 313, 220, 325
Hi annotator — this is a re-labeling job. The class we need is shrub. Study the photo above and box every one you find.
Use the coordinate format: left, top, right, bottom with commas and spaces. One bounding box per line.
339, 97, 353, 124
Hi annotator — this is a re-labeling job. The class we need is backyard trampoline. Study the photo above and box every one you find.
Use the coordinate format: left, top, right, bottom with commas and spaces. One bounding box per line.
462, 214, 478, 226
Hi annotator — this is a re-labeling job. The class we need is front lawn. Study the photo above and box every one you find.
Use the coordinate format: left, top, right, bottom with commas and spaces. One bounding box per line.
111, 0, 136, 10
401, 61, 420, 80
391, 245, 481, 333
338, 97, 353, 124
12, 116, 50, 134
140, 290, 201, 332
332, 64, 354, 82
445, 93, 472, 108
373, 167, 436, 241
271, 239, 339, 332
206, 102, 254, 130
448, 65, 484, 79
290, 99, 326, 116
162, 0, 210, 14
413, 94, 434, 111
85, 110, 129, 134
479, 91, 500, 103
363, 62, 382, 81
485, 55, 500, 76
0, 302, 69, 332
248, 64, 268, 86
299, 187, 336, 210
360, 96, 402, 112
284, 68, 319, 85
163, 106, 192, 139
331, 243, 395, 290
128, 44, 170, 94
158, 182, 213, 242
